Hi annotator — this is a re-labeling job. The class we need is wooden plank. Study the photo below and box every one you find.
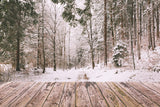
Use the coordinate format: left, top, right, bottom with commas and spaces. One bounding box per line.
86, 82, 108, 107
0, 82, 27, 105
118, 82, 158, 107
0, 82, 16, 97
141, 82, 160, 95
152, 82, 160, 89
129, 82, 160, 106
59, 82, 76, 107
9, 82, 44, 107
43, 82, 66, 107
0, 82, 35, 107
0, 82, 12, 90
75, 82, 92, 107
25, 82, 55, 107
107, 82, 142, 107
0, 82, 18, 100
96, 82, 124, 107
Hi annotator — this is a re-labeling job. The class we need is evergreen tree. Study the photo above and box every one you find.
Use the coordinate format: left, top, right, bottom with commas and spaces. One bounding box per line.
112, 41, 128, 67
0, 0, 37, 71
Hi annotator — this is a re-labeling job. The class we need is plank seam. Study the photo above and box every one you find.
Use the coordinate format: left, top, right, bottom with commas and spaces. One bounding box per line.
106, 82, 127, 107
41, 82, 56, 107
24, 82, 46, 107
8, 82, 36, 107
86, 83, 93, 107
75, 83, 76, 107
140, 82, 160, 95
126, 82, 160, 106
58, 83, 66, 107
95, 83, 110, 107
0, 82, 22, 104
116, 82, 144, 106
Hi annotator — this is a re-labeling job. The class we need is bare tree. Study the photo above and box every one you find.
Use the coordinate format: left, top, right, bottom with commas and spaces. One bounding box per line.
42, 0, 46, 73
104, 0, 108, 66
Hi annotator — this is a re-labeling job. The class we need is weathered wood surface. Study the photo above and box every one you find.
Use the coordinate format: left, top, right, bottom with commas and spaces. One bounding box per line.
0, 82, 160, 107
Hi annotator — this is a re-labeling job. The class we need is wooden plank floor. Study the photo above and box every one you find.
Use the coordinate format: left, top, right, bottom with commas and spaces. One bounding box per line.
0, 82, 160, 107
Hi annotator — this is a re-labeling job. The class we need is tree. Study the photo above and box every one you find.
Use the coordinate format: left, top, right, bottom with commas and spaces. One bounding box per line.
104, 0, 108, 66
0, 0, 37, 71
113, 41, 128, 67
156, 1, 159, 38
41, 0, 46, 73
52, 0, 96, 69
131, 0, 136, 69
136, 0, 141, 59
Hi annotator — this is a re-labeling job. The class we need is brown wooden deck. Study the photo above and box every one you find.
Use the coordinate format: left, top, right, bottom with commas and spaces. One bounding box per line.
0, 82, 160, 107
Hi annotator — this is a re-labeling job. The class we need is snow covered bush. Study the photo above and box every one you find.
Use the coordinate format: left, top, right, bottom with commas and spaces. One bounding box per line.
112, 41, 128, 67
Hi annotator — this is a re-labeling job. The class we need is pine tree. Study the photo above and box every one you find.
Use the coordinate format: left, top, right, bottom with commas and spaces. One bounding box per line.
112, 41, 128, 67
0, 0, 37, 71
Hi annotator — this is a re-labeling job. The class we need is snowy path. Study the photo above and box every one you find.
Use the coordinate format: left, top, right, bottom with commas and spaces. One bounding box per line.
10, 68, 160, 82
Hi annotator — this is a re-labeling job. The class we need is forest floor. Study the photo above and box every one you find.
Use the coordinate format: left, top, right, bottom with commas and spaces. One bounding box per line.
9, 67, 160, 82
9, 46, 160, 82
0, 46, 159, 83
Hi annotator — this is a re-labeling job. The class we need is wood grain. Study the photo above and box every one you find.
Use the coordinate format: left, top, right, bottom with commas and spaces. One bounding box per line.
0, 82, 159, 107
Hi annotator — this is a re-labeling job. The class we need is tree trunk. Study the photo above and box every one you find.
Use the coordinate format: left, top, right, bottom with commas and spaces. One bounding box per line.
16, 9, 21, 71
131, 0, 136, 69
136, 0, 141, 60
147, 0, 152, 49
53, 5, 57, 71
88, 1, 95, 69
104, 0, 107, 66
90, 17, 95, 69
133, 1, 137, 46
53, 36, 56, 71
42, 0, 45, 73
110, 3, 114, 46
152, 1, 156, 50
68, 27, 71, 69
157, 2, 159, 38
140, 1, 143, 41
16, 32, 20, 71
37, 25, 40, 69
63, 31, 66, 70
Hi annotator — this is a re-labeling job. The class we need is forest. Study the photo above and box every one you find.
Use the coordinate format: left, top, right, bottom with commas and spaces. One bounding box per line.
0, 0, 160, 82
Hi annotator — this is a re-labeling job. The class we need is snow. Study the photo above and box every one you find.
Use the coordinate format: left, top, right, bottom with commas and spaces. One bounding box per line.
0, 64, 12, 72
10, 66, 160, 83
6, 46, 160, 83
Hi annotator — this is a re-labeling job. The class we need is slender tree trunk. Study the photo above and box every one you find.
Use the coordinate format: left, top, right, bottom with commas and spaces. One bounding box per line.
104, 0, 107, 66
121, 0, 124, 40
53, 5, 57, 71
63, 31, 66, 70
110, 3, 114, 46
42, 0, 45, 73
37, 25, 40, 69
16, 9, 21, 71
149, 16, 152, 49
131, 0, 135, 69
136, 0, 141, 60
157, 2, 159, 38
88, 1, 95, 69
90, 18, 95, 69
113, 1, 117, 43
53, 36, 56, 71
16, 32, 20, 71
134, 1, 137, 46
140, 1, 143, 41
68, 27, 71, 69
152, 1, 156, 50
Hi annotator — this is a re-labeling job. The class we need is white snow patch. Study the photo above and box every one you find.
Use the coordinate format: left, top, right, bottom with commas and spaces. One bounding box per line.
10, 66, 160, 83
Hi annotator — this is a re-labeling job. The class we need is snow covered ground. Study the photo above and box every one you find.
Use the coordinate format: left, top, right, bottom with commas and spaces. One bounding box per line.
10, 66, 160, 82
4, 46, 160, 83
